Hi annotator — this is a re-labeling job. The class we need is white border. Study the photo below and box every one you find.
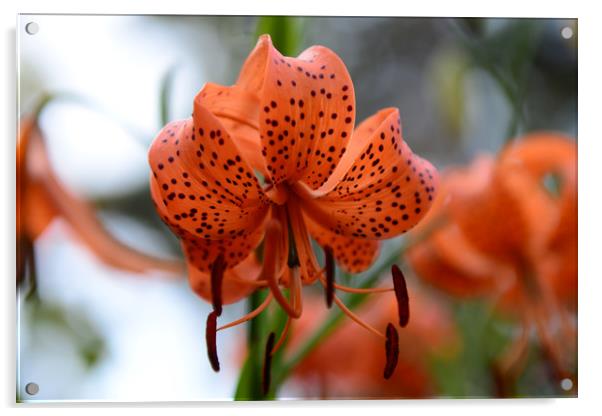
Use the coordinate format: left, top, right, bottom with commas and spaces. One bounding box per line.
3, 1, 601, 415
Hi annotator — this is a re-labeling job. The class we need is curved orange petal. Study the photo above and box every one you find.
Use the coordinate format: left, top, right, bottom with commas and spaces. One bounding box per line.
240, 34, 357, 189
195, 82, 266, 176
406, 156, 516, 300
186, 244, 262, 305
17, 117, 55, 240
446, 154, 535, 263
22, 181, 57, 240
303, 108, 438, 240
496, 133, 577, 307
408, 238, 501, 298
315, 106, 395, 195
148, 114, 269, 251
453, 134, 575, 264
150, 167, 267, 272
498, 133, 577, 249
305, 213, 379, 273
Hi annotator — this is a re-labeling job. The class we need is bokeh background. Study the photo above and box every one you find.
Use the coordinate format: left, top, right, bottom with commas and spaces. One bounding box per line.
17, 15, 577, 401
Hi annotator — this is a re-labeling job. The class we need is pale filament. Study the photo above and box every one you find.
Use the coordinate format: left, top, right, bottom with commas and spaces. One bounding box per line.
315, 269, 394, 294
331, 293, 386, 340
217, 292, 274, 331
271, 315, 292, 356
262, 218, 302, 318
286, 196, 321, 280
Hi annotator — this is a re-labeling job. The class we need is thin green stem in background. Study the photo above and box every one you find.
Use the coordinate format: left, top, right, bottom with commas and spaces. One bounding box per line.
159, 65, 177, 128
448, 18, 543, 143
234, 289, 269, 400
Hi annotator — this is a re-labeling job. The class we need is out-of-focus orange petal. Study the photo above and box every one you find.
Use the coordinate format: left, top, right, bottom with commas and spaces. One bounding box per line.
304, 108, 439, 240
497, 133, 577, 307
17, 118, 57, 240
445, 157, 532, 263
241, 35, 357, 189
24, 130, 184, 275
187, 250, 262, 305
22, 181, 57, 240
289, 287, 458, 398
305, 213, 379, 273
499, 133, 577, 248
408, 134, 577, 314
406, 156, 517, 301
408, 235, 508, 298
148, 115, 269, 251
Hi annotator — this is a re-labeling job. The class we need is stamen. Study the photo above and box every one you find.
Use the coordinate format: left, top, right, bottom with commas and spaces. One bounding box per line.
217, 292, 273, 331
286, 212, 300, 268
324, 246, 335, 308
206, 311, 220, 372
391, 264, 410, 327
271, 315, 291, 355
331, 293, 385, 340
316, 269, 394, 294
287, 196, 321, 280
269, 269, 302, 318
383, 323, 399, 380
290, 266, 304, 317
262, 332, 276, 396
263, 220, 301, 318
211, 253, 225, 316
332, 283, 393, 294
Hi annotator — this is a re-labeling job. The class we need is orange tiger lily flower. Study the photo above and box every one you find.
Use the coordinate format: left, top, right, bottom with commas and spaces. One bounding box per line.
406, 133, 577, 386
288, 287, 458, 399
148, 35, 439, 379
17, 115, 184, 285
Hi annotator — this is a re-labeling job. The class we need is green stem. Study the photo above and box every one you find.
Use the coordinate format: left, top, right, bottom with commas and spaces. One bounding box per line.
234, 289, 268, 400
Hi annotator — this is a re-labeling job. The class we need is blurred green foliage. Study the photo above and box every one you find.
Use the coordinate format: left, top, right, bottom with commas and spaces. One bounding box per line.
451, 18, 543, 140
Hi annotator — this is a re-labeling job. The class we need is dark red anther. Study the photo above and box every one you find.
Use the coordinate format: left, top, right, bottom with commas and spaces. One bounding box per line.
262, 332, 276, 395
206, 311, 220, 372
211, 253, 225, 316
391, 264, 410, 327
383, 322, 399, 380
324, 246, 335, 308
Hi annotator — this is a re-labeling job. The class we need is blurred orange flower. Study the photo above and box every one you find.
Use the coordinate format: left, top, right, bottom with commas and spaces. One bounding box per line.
17, 115, 184, 285
406, 132, 577, 383
287, 286, 459, 399
148, 35, 439, 378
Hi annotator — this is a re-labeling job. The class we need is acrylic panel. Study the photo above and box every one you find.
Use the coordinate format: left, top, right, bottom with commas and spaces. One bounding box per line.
17, 14, 577, 402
